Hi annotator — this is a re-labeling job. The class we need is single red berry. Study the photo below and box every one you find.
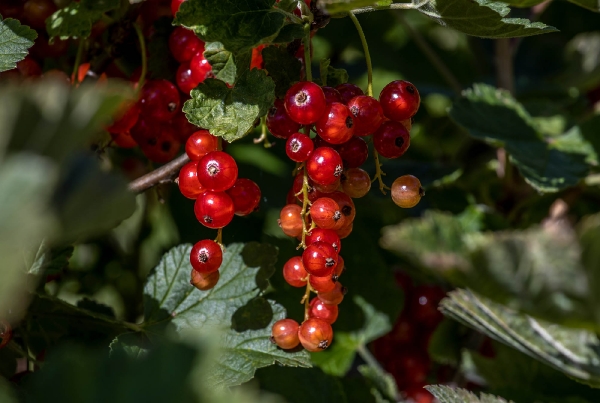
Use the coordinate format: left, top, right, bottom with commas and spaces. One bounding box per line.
16, 56, 42, 77
169, 27, 204, 63
336, 220, 353, 239
190, 239, 223, 273
322, 86, 343, 104
309, 274, 336, 293
185, 130, 219, 161
337, 136, 368, 168
279, 204, 304, 238
391, 175, 424, 208
318, 282, 346, 305
107, 101, 141, 134
266, 99, 301, 139
190, 269, 219, 290
197, 151, 238, 192
347, 95, 384, 136
306, 228, 341, 253
226, 178, 261, 216
176, 61, 202, 94
24, 0, 57, 30
194, 191, 235, 228
178, 161, 206, 199
379, 80, 420, 121
283, 256, 308, 287
286, 132, 314, 162
298, 318, 333, 352
302, 241, 338, 277
316, 102, 355, 145
306, 147, 343, 186
409, 285, 445, 328
284, 81, 327, 125
308, 298, 338, 324
314, 179, 340, 194
190, 52, 212, 83
271, 318, 300, 350
171, 0, 186, 15
292, 173, 322, 203
329, 191, 356, 223
333, 255, 345, 279
0, 320, 13, 349
139, 124, 181, 163
341, 168, 371, 198
171, 112, 198, 143
309, 197, 345, 230
373, 120, 410, 159
335, 83, 364, 104
109, 131, 138, 148
140, 79, 181, 122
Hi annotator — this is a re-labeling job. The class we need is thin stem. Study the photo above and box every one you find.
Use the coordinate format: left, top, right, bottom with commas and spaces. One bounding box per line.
347, 12, 373, 97
254, 116, 272, 147
71, 39, 85, 85
297, 166, 312, 249
351, 0, 431, 15
301, 278, 312, 320
215, 228, 223, 245
133, 22, 147, 92
303, 23, 312, 82
395, 13, 462, 96
128, 153, 190, 193
495, 39, 514, 95
372, 149, 389, 195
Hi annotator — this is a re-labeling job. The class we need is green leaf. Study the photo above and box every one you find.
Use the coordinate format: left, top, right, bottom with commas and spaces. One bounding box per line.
46, 0, 120, 39
450, 84, 590, 192
0, 378, 17, 403
418, 0, 557, 38
427, 319, 463, 366
318, 0, 385, 14
263, 46, 302, 97
204, 42, 237, 85
272, 24, 305, 43
566, 0, 600, 11
497, 0, 545, 8
320, 59, 349, 87
77, 298, 116, 319
0, 15, 37, 73
358, 365, 399, 402
26, 240, 72, 276
183, 69, 275, 142
174, 0, 285, 54
425, 385, 514, 403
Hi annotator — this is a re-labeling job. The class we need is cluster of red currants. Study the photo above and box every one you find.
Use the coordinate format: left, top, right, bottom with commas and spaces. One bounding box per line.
269, 78, 423, 352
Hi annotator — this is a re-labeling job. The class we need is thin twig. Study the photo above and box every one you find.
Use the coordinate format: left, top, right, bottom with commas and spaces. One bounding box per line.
128, 153, 190, 193
351, 0, 430, 15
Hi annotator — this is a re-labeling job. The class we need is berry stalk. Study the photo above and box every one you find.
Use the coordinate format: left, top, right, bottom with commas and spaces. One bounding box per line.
303, 22, 312, 82
71, 39, 85, 85
133, 22, 148, 91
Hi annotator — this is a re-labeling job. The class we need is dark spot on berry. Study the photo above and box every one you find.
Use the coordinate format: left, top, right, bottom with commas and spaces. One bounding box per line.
419, 186, 426, 197
207, 162, 220, 176
318, 340, 329, 349
199, 251, 209, 263
333, 211, 342, 221
295, 91, 308, 105
332, 242, 339, 252
406, 85, 415, 94
204, 215, 213, 224
268, 106, 277, 117
332, 274, 339, 282
161, 141, 171, 152
345, 116, 353, 129
147, 137, 157, 146
395, 136, 405, 148
349, 105, 359, 117
269, 336, 276, 344
341, 286, 348, 295
334, 164, 343, 177
341, 205, 352, 217
325, 258, 335, 267
168, 102, 177, 112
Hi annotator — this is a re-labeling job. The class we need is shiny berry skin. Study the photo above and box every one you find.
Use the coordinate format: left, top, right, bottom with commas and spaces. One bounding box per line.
391, 175, 424, 208
335, 83, 364, 104
284, 81, 327, 125
341, 168, 371, 198
286, 132, 314, 162
266, 99, 301, 139
322, 86, 343, 104
333, 255, 345, 279
337, 136, 368, 168
347, 95, 385, 136
0, 320, 13, 349
185, 130, 219, 161
306, 147, 343, 186
318, 282, 346, 305
329, 191, 356, 223
309, 197, 345, 230
271, 319, 300, 350
336, 220, 353, 239
279, 204, 303, 237
306, 228, 341, 253
171, 0, 186, 15
309, 274, 336, 293
302, 241, 338, 277
169, 27, 204, 63
190, 239, 223, 273
107, 101, 141, 134
283, 256, 308, 287
109, 131, 137, 148
308, 298, 338, 324
190, 52, 212, 83
190, 269, 219, 290
373, 120, 410, 159
379, 80, 420, 121
171, 112, 198, 143
316, 102, 355, 145
298, 318, 333, 352
197, 151, 238, 192
178, 161, 206, 199
314, 179, 340, 194
139, 79, 181, 122
226, 178, 261, 216
24, 0, 57, 30
176, 61, 202, 94
194, 191, 235, 228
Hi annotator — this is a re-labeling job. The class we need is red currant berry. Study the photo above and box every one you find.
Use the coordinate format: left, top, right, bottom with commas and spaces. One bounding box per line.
197, 151, 238, 192
335, 83, 364, 104
302, 241, 338, 277
284, 81, 327, 125
171, 0, 186, 15
107, 101, 141, 134
16, 56, 42, 77
24, 0, 57, 30
140, 79, 181, 122
318, 282, 346, 305
391, 175, 424, 208
169, 27, 204, 63
329, 191, 356, 223
139, 124, 181, 163
333, 255, 345, 279
308, 298, 338, 324
194, 191, 235, 228
373, 120, 410, 159
298, 318, 333, 352
309, 197, 345, 231
379, 80, 420, 121
283, 256, 308, 287
341, 168, 371, 198
409, 285, 445, 328
314, 179, 341, 194
307, 147, 343, 186
0, 320, 13, 349
178, 161, 206, 199
316, 102, 355, 145
190, 52, 212, 83
347, 95, 384, 136
388, 350, 430, 386
306, 228, 341, 253
176, 61, 202, 94
336, 220, 353, 239
109, 131, 137, 148
226, 178, 261, 216
322, 86, 343, 104
185, 130, 219, 161
271, 318, 300, 350
337, 136, 368, 168
190, 239, 223, 273
190, 269, 219, 290
309, 274, 336, 293
286, 132, 314, 162
171, 112, 198, 143
266, 99, 301, 139
279, 204, 304, 238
